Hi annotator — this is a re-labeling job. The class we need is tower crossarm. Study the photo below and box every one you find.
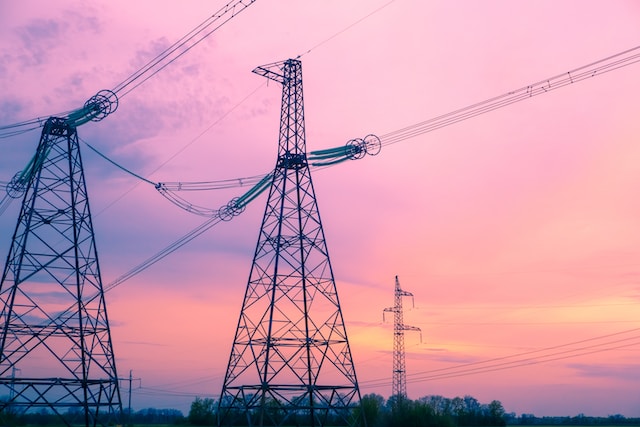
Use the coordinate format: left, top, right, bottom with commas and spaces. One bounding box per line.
382, 306, 395, 322
252, 61, 288, 84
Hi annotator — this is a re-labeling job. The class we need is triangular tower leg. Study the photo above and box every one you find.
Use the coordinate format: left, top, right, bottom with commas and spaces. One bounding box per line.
0, 117, 122, 426
218, 59, 364, 426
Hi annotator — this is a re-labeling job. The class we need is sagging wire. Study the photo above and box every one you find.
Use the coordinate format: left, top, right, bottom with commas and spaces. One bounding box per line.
108, 172, 272, 290
42, 129, 380, 323
51, 129, 378, 292
81, 137, 260, 217
157, 174, 267, 191
360, 327, 640, 389
5, 40, 640, 216
0, 141, 53, 216
39, 170, 274, 329
82, 138, 155, 186
1, 130, 380, 219
378, 45, 640, 147
80, 133, 380, 216
112, 0, 258, 99
0, 0, 260, 137
155, 173, 272, 217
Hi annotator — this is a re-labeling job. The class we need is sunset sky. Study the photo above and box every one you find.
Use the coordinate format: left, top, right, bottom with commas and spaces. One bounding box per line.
1, 0, 640, 417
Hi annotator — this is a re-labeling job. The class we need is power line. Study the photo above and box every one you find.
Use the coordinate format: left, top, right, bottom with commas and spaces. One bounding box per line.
69, 44, 640, 196
378, 45, 640, 147
114, 328, 640, 400
2, 42, 639, 289
296, 0, 397, 59
360, 327, 640, 389
112, 0, 257, 98
82, 138, 156, 186
0, 1, 260, 137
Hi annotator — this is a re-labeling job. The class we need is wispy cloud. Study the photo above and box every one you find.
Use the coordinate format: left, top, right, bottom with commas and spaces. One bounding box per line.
16, 19, 64, 67
568, 363, 640, 382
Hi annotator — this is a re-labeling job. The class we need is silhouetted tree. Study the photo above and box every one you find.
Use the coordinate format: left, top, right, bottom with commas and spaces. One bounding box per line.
360, 393, 386, 427
188, 397, 216, 426
487, 400, 506, 426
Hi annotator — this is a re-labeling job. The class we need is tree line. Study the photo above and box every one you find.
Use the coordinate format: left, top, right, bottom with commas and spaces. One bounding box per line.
185, 394, 508, 427
3, 394, 640, 426
183, 395, 640, 427
511, 413, 640, 426
359, 393, 507, 427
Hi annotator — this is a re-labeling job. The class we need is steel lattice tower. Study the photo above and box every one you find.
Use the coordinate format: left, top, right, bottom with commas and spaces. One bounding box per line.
0, 117, 122, 426
383, 276, 420, 399
218, 59, 363, 427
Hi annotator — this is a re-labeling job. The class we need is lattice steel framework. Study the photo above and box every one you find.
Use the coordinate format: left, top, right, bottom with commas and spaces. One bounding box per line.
383, 276, 420, 399
0, 117, 122, 426
218, 59, 363, 427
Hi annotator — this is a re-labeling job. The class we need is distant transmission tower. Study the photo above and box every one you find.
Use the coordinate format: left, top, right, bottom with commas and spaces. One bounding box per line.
217, 59, 363, 427
383, 276, 421, 399
0, 114, 122, 426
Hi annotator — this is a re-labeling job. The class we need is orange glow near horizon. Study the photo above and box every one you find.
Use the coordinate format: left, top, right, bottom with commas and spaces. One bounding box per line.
0, 0, 639, 418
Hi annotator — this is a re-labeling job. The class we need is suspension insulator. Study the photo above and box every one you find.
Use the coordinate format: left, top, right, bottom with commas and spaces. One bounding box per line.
345, 138, 366, 160
219, 197, 245, 221
83, 90, 119, 122
218, 206, 232, 221
228, 197, 246, 215
363, 134, 381, 156
7, 172, 27, 199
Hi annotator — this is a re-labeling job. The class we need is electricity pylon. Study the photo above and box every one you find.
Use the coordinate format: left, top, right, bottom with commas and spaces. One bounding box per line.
0, 116, 122, 426
383, 276, 421, 399
218, 59, 363, 427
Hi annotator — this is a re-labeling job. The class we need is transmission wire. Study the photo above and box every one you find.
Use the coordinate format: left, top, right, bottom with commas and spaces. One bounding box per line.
104, 214, 224, 292
112, 0, 257, 98
378, 45, 640, 147
360, 327, 640, 389
79, 45, 640, 194
296, 0, 397, 59
0, 109, 76, 139
0, 1, 259, 136
4, 14, 638, 357
82, 138, 156, 186
42, 172, 270, 329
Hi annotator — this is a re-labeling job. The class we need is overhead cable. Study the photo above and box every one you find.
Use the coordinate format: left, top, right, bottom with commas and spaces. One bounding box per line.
0, 0, 259, 135
79, 134, 377, 216
112, 0, 258, 98
360, 327, 640, 389
379, 45, 640, 147
40, 174, 270, 330
82, 138, 156, 186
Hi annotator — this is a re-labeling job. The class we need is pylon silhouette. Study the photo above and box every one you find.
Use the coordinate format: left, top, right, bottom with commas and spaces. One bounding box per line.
0, 117, 122, 426
383, 276, 421, 399
217, 59, 363, 427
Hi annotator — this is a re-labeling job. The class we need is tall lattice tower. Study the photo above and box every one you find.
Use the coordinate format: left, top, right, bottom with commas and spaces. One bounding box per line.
0, 116, 122, 426
383, 276, 420, 399
217, 59, 363, 427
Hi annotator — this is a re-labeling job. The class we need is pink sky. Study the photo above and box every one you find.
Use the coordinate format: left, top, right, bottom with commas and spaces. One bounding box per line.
1, 0, 640, 417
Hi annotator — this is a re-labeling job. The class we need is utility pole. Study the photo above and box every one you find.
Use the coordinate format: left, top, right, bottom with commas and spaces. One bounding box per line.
120, 369, 141, 426
383, 276, 421, 399
128, 370, 133, 425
